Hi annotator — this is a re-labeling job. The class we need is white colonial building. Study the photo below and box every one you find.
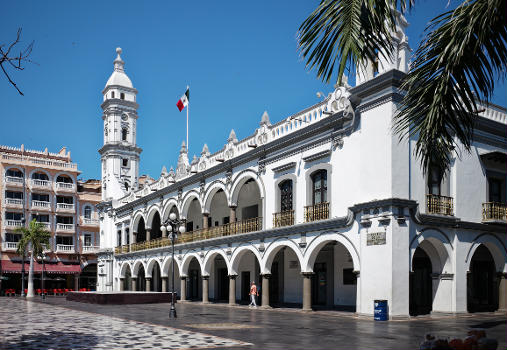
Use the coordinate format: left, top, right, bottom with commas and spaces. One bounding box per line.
97, 32, 507, 317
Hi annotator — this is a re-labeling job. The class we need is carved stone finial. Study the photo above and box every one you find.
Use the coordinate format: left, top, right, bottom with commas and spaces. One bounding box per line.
260, 111, 271, 126
228, 129, 238, 143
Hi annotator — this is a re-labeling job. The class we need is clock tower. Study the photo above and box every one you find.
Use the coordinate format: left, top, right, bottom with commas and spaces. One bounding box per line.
99, 47, 142, 201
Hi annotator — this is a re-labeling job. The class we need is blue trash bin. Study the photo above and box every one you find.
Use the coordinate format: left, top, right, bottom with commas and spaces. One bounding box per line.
374, 300, 388, 321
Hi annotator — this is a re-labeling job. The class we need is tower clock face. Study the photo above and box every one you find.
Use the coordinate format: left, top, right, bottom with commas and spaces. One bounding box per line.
121, 114, 128, 121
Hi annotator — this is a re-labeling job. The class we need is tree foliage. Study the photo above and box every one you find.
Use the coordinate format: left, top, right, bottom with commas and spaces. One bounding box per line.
298, 0, 506, 174
15, 219, 51, 260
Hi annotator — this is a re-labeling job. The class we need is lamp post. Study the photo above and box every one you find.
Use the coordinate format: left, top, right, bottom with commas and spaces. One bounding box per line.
160, 212, 186, 318
41, 252, 46, 300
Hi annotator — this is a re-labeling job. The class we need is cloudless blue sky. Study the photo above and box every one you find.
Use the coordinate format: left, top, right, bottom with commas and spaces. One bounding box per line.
1, 0, 505, 181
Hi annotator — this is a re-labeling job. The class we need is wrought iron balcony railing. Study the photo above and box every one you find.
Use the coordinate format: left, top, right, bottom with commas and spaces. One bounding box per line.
482, 202, 507, 222
304, 202, 330, 222
273, 210, 295, 227
426, 194, 454, 216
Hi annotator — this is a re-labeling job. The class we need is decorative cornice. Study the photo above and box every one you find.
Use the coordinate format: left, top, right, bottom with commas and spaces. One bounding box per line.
272, 162, 296, 173
303, 150, 331, 163
98, 143, 143, 156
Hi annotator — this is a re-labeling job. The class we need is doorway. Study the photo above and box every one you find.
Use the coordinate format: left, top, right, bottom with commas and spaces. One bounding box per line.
312, 263, 327, 306
409, 247, 433, 316
468, 245, 498, 312
241, 271, 250, 303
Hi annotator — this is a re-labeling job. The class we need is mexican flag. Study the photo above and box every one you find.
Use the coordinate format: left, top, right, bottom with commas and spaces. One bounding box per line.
176, 88, 189, 111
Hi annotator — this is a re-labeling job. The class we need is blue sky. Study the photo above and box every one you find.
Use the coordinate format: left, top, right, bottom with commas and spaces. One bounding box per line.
1, 1, 505, 181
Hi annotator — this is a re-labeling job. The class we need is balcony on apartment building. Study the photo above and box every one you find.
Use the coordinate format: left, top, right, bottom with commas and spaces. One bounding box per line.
4, 198, 23, 209
273, 210, 295, 228
31, 200, 51, 211
3, 220, 23, 229
56, 244, 75, 253
2, 241, 19, 251
80, 216, 99, 227
4, 175, 24, 187
30, 179, 52, 190
82, 245, 100, 254
56, 202, 75, 213
56, 223, 74, 232
304, 202, 330, 222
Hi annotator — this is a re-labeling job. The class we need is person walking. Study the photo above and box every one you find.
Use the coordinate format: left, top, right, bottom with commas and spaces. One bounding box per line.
249, 281, 259, 308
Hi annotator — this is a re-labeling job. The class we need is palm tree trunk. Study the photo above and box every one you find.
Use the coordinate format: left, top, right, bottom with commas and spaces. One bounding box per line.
26, 253, 35, 298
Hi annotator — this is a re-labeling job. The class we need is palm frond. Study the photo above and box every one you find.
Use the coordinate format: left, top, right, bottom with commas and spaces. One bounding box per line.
15, 219, 51, 258
297, 0, 412, 85
395, 0, 507, 175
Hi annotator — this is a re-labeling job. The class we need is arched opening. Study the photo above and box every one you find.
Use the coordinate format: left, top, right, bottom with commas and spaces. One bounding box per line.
306, 169, 329, 222
31, 172, 49, 181
185, 198, 202, 233
136, 264, 146, 292
209, 189, 229, 227
151, 212, 162, 240
123, 265, 132, 291
468, 245, 499, 312
151, 262, 162, 292
56, 174, 73, 184
410, 247, 433, 316
235, 178, 263, 231
80, 263, 97, 291
186, 257, 202, 300
208, 254, 229, 302
5, 168, 23, 179
163, 258, 181, 296
309, 242, 356, 311
136, 217, 146, 242
231, 249, 262, 305
163, 204, 179, 222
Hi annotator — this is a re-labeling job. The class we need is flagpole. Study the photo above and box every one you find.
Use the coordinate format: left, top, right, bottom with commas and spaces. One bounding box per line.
186, 85, 189, 150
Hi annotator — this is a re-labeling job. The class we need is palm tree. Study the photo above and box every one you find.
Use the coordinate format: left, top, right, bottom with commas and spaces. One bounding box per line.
15, 219, 51, 298
298, 0, 506, 175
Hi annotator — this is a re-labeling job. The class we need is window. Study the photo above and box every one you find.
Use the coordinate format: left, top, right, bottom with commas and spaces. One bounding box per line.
427, 166, 442, 195
488, 178, 505, 204
5, 212, 23, 220
84, 234, 92, 247
56, 216, 73, 224
32, 214, 49, 223
32, 193, 50, 202
125, 228, 130, 245
120, 92, 125, 100
84, 206, 92, 219
32, 172, 49, 180
6, 233, 21, 242
6, 169, 23, 178
279, 180, 293, 212
122, 158, 128, 167
56, 236, 73, 245
56, 196, 73, 204
5, 191, 23, 199
117, 230, 122, 246
111, 91, 115, 99
124, 182, 129, 191
56, 175, 73, 183
343, 268, 357, 285
122, 128, 128, 141
311, 170, 327, 205
186, 221, 194, 233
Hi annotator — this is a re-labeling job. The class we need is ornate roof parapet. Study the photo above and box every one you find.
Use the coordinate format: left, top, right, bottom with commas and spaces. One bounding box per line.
176, 141, 190, 180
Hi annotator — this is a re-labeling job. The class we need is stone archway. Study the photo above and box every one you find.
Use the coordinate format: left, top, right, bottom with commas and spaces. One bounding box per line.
468, 245, 499, 312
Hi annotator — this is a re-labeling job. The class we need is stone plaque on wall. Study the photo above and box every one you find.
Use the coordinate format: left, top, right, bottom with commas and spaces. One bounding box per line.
367, 232, 386, 246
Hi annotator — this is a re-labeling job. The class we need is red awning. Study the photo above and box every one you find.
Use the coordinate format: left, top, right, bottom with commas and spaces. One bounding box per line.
1, 260, 81, 274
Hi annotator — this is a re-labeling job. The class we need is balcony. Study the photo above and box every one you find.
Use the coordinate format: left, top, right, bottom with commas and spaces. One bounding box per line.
56, 223, 74, 232
4, 198, 23, 208
304, 202, 330, 222
114, 244, 130, 254
38, 222, 51, 230
55, 182, 75, 192
82, 245, 100, 254
4, 176, 24, 187
30, 179, 51, 190
2, 242, 19, 251
426, 194, 454, 216
56, 244, 74, 253
32, 200, 51, 211
482, 202, 507, 223
4, 220, 23, 229
273, 210, 295, 228
125, 217, 263, 254
56, 203, 75, 213
81, 217, 99, 227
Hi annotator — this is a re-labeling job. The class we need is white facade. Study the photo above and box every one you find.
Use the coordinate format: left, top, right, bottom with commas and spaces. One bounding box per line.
97, 41, 507, 317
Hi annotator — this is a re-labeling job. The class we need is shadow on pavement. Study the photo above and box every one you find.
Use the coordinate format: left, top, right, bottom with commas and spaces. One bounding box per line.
0, 330, 100, 350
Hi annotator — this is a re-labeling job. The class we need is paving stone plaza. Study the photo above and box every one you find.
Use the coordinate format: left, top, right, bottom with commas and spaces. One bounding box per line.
0, 297, 506, 350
